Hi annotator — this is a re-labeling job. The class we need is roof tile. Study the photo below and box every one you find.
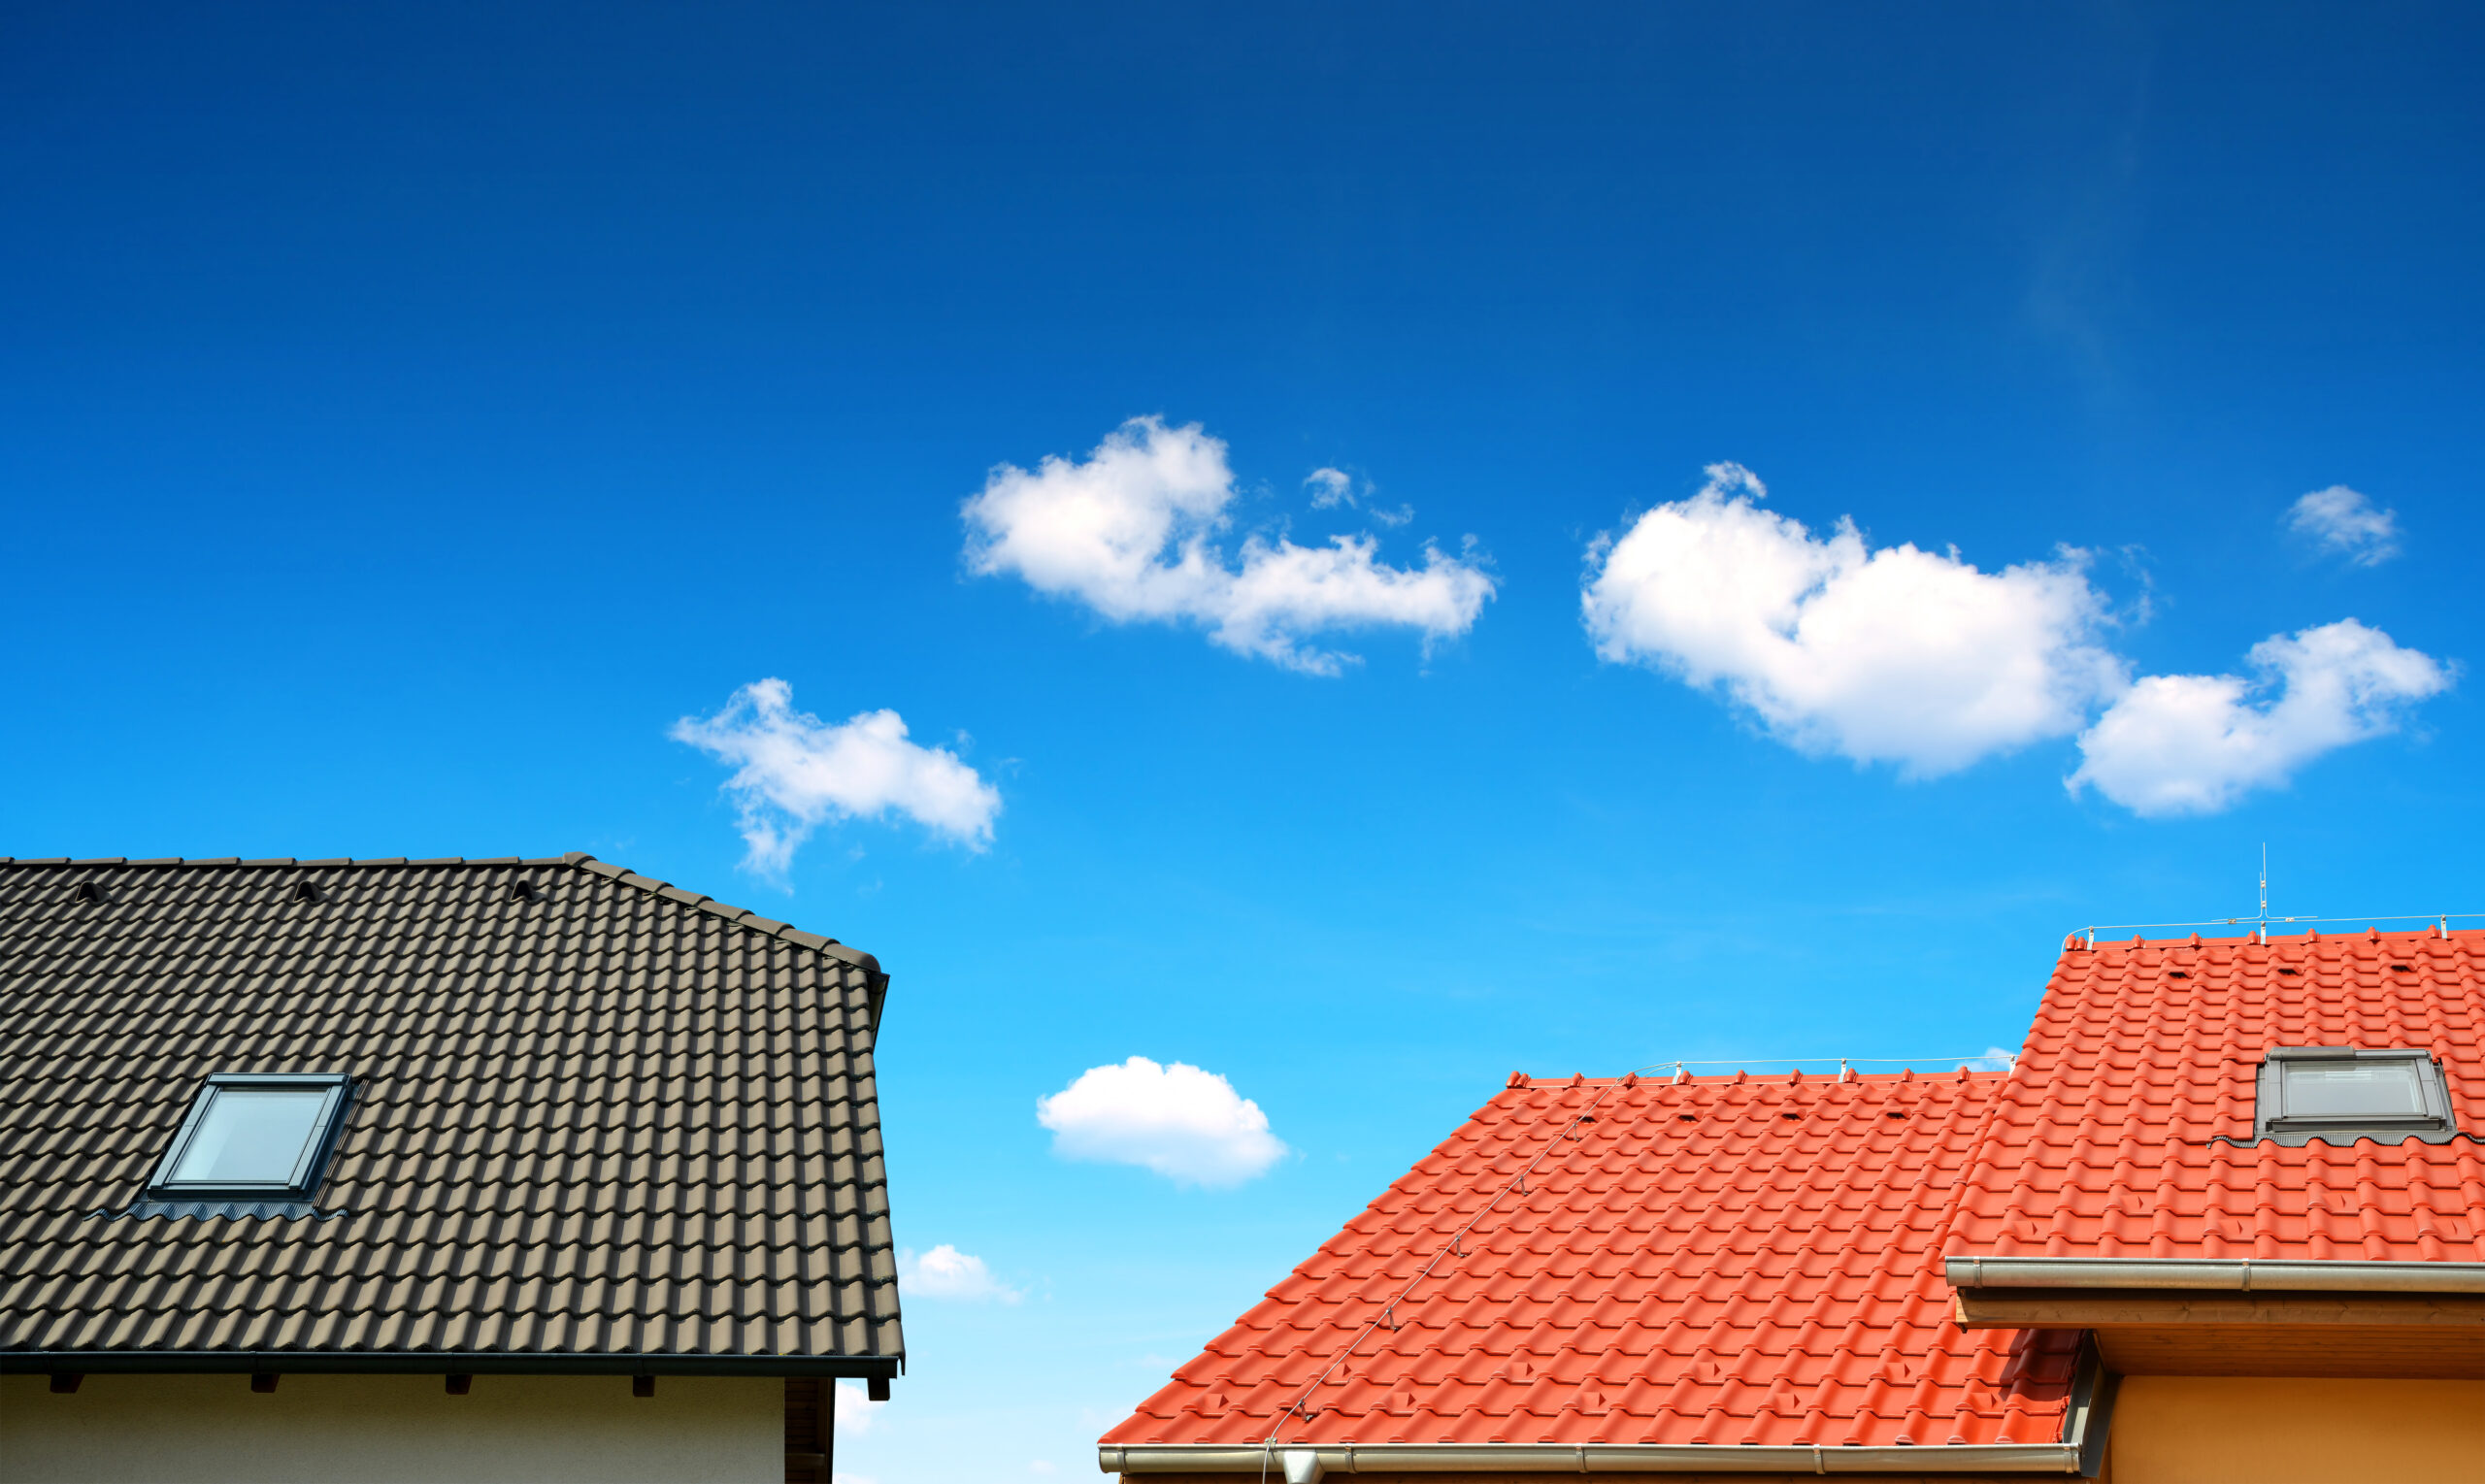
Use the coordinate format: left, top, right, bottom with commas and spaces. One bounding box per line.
0, 855, 903, 1367
1952, 928, 2483, 1262
1101, 1070, 2068, 1450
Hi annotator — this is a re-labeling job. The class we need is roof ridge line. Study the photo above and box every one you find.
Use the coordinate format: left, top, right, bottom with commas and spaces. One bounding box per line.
0, 855, 580, 869
0, 852, 882, 976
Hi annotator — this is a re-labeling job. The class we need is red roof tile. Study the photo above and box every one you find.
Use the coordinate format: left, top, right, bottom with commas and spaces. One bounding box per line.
1102, 1069, 2083, 1450
1950, 927, 2485, 1263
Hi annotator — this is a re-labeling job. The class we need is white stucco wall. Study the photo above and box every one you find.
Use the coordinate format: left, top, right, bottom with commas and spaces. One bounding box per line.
0, 1372, 780, 1484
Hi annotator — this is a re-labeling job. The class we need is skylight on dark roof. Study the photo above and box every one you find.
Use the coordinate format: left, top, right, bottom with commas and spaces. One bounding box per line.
145, 1073, 353, 1202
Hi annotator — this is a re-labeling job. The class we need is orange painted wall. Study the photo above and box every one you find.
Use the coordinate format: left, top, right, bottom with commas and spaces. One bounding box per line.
2104, 1376, 2485, 1484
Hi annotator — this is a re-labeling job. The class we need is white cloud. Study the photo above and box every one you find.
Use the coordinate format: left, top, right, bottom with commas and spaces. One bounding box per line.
1036, 1056, 1287, 1187
963, 417, 1492, 675
2287, 485, 2400, 567
1303, 466, 1413, 527
672, 678, 1002, 873
1970, 1046, 2019, 1072
1030, 1464, 1058, 1476
899, 1244, 1021, 1303
1581, 463, 2126, 776
2070, 619, 2451, 816
835, 1380, 884, 1436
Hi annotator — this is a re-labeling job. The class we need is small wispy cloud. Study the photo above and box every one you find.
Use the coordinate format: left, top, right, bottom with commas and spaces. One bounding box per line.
1305, 465, 1412, 526
835, 1380, 885, 1436
2286, 485, 2400, 567
1969, 1046, 2019, 1072
2069, 619, 2452, 816
671, 678, 1002, 874
899, 1244, 1022, 1303
962, 417, 1491, 675
1037, 1056, 1287, 1187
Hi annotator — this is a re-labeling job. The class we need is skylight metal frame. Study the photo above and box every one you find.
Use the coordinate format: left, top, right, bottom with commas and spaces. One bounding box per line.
143, 1072, 356, 1203
2252, 1047, 2458, 1148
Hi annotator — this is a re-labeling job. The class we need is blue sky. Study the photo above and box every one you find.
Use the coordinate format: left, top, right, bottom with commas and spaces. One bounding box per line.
4, 3, 2479, 1478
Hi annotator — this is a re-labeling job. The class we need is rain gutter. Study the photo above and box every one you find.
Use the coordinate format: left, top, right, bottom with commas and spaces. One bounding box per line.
1098, 1441, 2085, 1475
1100, 1344, 2114, 1477
1945, 1258, 2485, 1294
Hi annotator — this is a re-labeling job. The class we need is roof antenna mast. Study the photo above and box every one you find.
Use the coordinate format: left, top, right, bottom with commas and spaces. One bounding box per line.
2258, 844, 2269, 943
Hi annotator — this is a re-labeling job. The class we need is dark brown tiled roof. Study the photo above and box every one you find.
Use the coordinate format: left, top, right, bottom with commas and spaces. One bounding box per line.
0, 854, 902, 1377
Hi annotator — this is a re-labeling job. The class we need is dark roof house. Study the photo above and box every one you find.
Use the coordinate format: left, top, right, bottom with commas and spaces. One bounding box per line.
1103, 926, 2485, 1482
1, 854, 900, 1484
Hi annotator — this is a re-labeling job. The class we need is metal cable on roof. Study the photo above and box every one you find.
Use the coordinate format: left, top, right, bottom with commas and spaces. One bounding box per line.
1249, 1050, 2011, 1472
1255, 1073, 1632, 1477
2078, 909, 2480, 945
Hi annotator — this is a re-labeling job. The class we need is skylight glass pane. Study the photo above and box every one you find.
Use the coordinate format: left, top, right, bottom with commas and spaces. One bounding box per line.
168, 1089, 329, 1184
2282, 1060, 2426, 1119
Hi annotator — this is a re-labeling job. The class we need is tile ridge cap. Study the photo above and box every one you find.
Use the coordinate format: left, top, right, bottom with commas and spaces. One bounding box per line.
0, 850, 883, 973
8, 855, 583, 870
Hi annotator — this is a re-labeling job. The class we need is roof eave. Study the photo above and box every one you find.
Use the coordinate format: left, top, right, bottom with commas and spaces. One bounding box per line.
1947, 1257, 2485, 1294
0, 1351, 902, 1380
1097, 1442, 2086, 1474
1102, 1336, 2115, 1478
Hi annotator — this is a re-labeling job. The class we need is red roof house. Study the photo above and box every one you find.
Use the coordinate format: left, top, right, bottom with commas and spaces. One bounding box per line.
1101, 927, 2484, 1481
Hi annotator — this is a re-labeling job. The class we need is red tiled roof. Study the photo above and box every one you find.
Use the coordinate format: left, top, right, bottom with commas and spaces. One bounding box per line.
1103, 1069, 2083, 1450
1950, 926, 2485, 1263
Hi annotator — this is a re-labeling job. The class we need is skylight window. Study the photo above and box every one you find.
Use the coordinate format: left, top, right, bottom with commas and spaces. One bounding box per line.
146, 1073, 353, 1202
2252, 1048, 2457, 1147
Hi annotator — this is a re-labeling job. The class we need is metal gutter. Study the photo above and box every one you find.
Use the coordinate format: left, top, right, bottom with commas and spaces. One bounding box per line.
0, 1351, 901, 1379
1100, 1338, 2114, 1477
1108, 1342, 2117, 1471
1097, 1442, 2085, 1475
1946, 1257, 2485, 1294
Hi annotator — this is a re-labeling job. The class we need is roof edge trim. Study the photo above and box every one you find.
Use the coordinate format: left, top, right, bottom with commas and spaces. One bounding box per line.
0, 1352, 901, 1379
1096, 1442, 2086, 1474
1947, 1257, 2485, 1294
563, 855, 883, 976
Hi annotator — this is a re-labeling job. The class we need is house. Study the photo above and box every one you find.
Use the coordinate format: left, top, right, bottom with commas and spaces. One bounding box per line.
0, 854, 903, 1484
1099, 926, 2483, 1481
